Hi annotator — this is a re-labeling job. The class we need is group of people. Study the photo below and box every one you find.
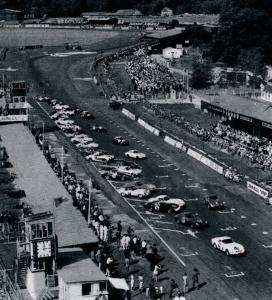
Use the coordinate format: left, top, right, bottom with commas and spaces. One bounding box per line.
125, 53, 184, 98
144, 101, 272, 173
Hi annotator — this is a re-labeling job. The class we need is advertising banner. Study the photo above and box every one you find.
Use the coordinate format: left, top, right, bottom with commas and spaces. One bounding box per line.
246, 181, 269, 199
200, 156, 224, 175
0, 115, 28, 123
164, 136, 177, 147
122, 108, 136, 120
187, 148, 203, 161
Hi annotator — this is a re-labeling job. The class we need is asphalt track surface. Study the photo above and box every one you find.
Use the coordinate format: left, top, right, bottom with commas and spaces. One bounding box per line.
28, 53, 272, 300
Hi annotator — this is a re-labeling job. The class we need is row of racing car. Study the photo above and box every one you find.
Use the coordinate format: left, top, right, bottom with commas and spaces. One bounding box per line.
42, 96, 246, 256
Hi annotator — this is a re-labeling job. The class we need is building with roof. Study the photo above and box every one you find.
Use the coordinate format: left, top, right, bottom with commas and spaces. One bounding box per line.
115, 9, 142, 17
58, 248, 108, 300
0, 8, 22, 21
161, 7, 173, 17
200, 92, 272, 138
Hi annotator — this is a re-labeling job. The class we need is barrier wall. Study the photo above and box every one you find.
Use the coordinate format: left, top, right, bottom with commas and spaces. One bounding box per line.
137, 118, 160, 136
121, 108, 136, 120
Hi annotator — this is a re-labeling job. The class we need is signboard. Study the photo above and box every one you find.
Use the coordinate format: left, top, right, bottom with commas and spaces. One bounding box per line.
164, 136, 177, 147
246, 181, 269, 199
8, 102, 29, 109
262, 122, 272, 129
0, 115, 28, 123
122, 108, 136, 120
240, 115, 252, 122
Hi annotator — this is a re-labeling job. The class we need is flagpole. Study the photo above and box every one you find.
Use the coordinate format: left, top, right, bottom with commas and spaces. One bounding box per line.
88, 179, 92, 226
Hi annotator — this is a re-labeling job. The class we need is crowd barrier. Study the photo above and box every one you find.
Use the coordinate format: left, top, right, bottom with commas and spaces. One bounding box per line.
137, 118, 160, 136
121, 108, 136, 120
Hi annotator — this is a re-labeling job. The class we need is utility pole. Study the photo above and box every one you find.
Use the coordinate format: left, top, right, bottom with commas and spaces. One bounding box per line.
88, 179, 92, 227
61, 146, 64, 183
42, 121, 45, 153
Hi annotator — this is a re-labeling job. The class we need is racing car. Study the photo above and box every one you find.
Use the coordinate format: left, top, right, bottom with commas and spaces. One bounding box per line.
101, 169, 133, 181
211, 236, 245, 256
116, 165, 142, 177
144, 195, 186, 213
118, 185, 151, 198
125, 149, 146, 159
113, 136, 129, 146
174, 212, 208, 228
91, 125, 107, 133
204, 194, 225, 209
80, 110, 95, 119
86, 151, 114, 163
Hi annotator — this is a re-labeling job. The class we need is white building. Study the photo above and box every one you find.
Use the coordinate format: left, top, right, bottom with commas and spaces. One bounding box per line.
161, 7, 173, 17
162, 47, 183, 59
58, 248, 108, 300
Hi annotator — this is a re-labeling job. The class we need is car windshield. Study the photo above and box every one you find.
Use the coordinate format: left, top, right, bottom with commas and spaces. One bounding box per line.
222, 239, 233, 244
209, 195, 218, 200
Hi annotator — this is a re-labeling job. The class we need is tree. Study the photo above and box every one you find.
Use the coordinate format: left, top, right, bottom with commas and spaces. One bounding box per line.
190, 61, 212, 90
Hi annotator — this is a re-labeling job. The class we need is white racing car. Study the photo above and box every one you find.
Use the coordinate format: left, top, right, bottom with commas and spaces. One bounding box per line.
116, 165, 142, 177
211, 236, 245, 255
86, 151, 114, 163
117, 186, 151, 198
125, 149, 146, 159
76, 141, 99, 150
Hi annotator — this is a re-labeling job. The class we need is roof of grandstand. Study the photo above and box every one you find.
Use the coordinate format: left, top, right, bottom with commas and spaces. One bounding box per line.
201, 93, 272, 124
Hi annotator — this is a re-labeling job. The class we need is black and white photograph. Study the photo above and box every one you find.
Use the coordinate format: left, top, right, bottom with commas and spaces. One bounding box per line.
0, 1, 271, 299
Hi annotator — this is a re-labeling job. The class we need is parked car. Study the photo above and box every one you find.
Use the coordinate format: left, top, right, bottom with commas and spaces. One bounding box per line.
125, 149, 146, 159
53, 103, 70, 110
114, 159, 140, 169
116, 165, 142, 177
174, 212, 208, 228
204, 194, 225, 209
144, 195, 186, 213
118, 185, 151, 198
81, 110, 95, 119
101, 169, 132, 181
91, 125, 107, 133
211, 236, 245, 256
113, 136, 129, 146
76, 141, 99, 150
37, 96, 50, 102
86, 151, 114, 163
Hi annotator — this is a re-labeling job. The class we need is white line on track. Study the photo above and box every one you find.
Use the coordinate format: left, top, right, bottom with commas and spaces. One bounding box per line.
158, 165, 171, 168
180, 252, 199, 257
251, 223, 257, 226
225, 272, 245, 278
184, 198, 198, 202
153, 220, 174, 225
263, 232, 269, 235
155, 175, 169, 178
153, 227, 188, 234
240, 215, 246, 219
262, 244, 272, 248
156, 187, 167, 190
220, 226, 237, 231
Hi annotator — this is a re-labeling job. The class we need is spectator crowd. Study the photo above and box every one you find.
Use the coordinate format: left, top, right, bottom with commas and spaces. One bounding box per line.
144, 101, 272, 172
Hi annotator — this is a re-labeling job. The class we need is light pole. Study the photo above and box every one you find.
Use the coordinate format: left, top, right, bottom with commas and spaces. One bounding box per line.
61, 146, 64, 183
42, 121, 45, 153
88, 179, 92, 227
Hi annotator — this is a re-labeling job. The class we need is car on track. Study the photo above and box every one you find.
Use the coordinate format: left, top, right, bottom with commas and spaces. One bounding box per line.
116, 165, 142, 177
113, 136, 129, 146
64, 132, 77, 138
62, 125, 82, 133
125, 149, 146, 159
174, 212, 208, 228
37, 96, 51, 102
91, 125, 107, 133
144, 195, 186, 213
130, 181, 157, 193
117, 185, 151, 198
100, 169, 132, 181
109, 100, 121, 109
86, 151, 114, 163
55, 119, 75, 126
60, 108, 75, 116
76, 141, 99, 150
80, 110, 95, 119
53, 103, 70, 110
211, 236, 245, 256
71, 135, 93, 144
114, 159, 140, 169
204, 194, 225, 209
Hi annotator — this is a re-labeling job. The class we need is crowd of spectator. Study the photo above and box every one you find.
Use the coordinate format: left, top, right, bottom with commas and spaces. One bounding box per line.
144, 101, 272, 172
125, 53, 184, 97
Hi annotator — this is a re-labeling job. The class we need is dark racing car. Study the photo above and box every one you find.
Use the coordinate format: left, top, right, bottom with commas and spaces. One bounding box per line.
204, 194, 225, 210
174, 212, 208, 228
112, 136, 129, 146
